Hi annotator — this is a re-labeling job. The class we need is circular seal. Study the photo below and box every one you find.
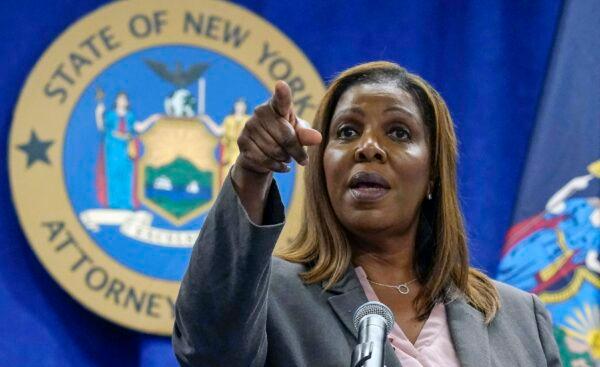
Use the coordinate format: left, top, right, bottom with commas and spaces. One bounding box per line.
9, 0, 324, 335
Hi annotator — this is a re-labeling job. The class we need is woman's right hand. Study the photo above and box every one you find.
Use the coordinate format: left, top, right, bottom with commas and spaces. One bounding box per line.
235, 80, 322, 175
95, 102, 105, 117
95, 102, 105, 131
231, 80, 322, 223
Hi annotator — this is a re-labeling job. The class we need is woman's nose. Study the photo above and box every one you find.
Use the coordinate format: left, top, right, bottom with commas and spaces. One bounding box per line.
354, 137, 387, 163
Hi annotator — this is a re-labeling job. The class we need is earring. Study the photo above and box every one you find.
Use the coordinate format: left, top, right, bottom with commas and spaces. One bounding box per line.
427, 181, 434, 200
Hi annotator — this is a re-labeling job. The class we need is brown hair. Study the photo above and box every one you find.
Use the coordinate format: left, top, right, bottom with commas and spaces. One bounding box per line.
274, 61, 500, 323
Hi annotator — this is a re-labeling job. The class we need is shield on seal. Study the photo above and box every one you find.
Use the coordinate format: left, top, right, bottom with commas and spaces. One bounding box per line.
137, 117, 219, 226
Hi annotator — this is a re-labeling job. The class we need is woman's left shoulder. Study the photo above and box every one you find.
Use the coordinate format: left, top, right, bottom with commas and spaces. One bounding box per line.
488, 281, 562, 366
492, 279, 533, 302
490, 279, 550, 321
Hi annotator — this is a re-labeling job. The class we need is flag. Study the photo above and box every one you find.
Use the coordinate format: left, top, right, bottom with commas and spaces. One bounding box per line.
496, 1, 600, 365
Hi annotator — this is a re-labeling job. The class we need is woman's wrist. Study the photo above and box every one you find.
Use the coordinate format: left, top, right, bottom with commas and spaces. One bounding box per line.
231, 162, 273, 225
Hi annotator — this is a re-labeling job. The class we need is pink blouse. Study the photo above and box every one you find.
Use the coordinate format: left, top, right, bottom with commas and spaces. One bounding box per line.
354, 267, 461, 367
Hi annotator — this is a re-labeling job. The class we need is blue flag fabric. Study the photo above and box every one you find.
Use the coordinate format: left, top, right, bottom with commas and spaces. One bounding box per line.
496, 1, 600, 365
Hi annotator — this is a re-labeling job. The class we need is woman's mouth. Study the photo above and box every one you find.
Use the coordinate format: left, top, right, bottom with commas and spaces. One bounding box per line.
348, 172, 391, 201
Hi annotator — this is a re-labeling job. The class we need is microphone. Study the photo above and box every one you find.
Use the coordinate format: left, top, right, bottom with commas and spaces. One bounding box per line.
350, 301, 395, 367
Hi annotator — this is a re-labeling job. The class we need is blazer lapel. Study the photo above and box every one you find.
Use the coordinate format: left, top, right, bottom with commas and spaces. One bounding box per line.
445, 293, 491, 367
327, 288, 365, 339
325, 267, 402, 367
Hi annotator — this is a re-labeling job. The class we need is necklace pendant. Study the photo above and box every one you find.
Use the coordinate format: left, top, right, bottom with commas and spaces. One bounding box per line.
396, 284, 410, 294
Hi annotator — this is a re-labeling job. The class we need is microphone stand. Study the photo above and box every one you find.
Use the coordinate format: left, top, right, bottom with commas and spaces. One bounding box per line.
351, 341, 374, 367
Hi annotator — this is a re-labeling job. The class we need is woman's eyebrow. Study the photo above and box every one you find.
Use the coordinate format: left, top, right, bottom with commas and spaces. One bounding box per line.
383, 105, 418, 119
332, 106, 364, 120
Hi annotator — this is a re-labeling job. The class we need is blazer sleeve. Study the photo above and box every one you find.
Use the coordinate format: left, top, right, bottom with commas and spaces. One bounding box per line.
532, 294, 563, 367
172, 173, 285, 367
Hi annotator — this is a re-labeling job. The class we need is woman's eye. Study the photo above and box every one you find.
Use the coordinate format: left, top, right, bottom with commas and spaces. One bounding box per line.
337, 126, 358, 139
389, 127, 410, 141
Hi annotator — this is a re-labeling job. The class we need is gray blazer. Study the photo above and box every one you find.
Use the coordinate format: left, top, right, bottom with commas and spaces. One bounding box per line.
173, 176, 562, 367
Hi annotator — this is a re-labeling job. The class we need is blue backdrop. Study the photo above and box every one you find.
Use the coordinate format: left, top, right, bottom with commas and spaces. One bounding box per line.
0, 0, 564, 365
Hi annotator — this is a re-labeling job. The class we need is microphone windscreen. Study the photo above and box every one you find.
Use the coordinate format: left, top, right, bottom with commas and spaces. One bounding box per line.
353, 301, 395, 333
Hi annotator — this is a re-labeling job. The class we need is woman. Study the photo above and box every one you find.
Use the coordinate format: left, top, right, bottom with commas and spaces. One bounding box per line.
173, 62, 561, 366
95, 92, 138, 209
95, 92, 159, 209
198, 98, 252, 185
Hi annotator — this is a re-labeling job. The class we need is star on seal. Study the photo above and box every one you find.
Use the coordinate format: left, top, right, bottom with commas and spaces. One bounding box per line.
17, 130, 54, 168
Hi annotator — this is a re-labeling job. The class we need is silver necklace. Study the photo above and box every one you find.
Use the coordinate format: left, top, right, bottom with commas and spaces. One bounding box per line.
367, 278, 418, 295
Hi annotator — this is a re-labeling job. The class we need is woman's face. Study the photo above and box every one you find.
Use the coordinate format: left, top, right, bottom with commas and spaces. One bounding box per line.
234, 100, 247, 114
116, 94, 129, 109
323, 82, 431, 241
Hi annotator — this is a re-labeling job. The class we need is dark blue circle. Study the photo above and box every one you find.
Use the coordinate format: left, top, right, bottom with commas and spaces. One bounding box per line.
63, 45, 296, 281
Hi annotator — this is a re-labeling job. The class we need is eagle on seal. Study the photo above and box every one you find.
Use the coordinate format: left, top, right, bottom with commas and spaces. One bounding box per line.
144, 60, 210, 118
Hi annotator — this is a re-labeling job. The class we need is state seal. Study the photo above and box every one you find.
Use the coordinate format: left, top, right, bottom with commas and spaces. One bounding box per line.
9, 0, 324, 335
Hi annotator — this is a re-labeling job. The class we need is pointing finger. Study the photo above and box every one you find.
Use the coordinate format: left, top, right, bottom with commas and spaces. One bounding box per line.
269, 80, 293, 120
